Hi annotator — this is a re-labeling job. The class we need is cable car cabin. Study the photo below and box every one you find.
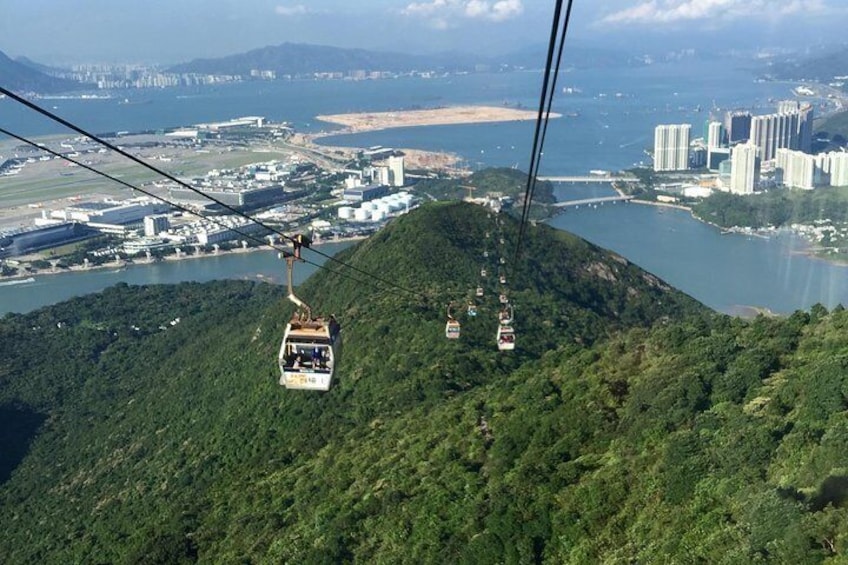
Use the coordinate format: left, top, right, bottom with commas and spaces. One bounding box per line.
497, 324, 516, 351
445, 318, 461, 339
483, 251, 489, 258
481, 268, 487, 277
500, 238, 505, 245
467, 303, 478, 316
476, 286, 484, 297
278, 316, 341, 391
499, 293, 509, 304
499, 257, 506, 265
499, 275, 507, 285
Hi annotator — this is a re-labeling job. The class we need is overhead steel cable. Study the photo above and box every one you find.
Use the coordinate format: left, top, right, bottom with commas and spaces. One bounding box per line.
511, 0, 575, 274
0, 125, 382, 293
523, 0, 575, 240
0, 85, 422, 298
514, 0, 564, 246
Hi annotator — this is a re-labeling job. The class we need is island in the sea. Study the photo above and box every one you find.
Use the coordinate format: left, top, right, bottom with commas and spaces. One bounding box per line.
315, 105, 558, 134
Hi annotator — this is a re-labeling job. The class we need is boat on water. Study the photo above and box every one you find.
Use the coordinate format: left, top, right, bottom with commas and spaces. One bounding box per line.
0, 277, 36, 287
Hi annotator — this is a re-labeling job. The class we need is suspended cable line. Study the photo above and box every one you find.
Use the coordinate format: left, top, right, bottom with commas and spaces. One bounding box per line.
511, 0, 575, 273
523, 0, 575, 239
0, 86, 422, 298
0, 125, 383, 293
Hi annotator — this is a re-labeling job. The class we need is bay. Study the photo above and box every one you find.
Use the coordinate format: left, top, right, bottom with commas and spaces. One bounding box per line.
0, 242, 353, 315
549, 200, 848, 315
2, 59, 843, 316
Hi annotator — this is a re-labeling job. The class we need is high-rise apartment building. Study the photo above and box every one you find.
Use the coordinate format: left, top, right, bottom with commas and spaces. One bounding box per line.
749, 102, 814, 161
750, 112, 799, 162
830, 152, 848, 187
798, 103, 814, 154
775, 148, 815, 189
707, 121, 724, 149
653, 124, 691, 171
730, 142, 759, 194
725, 111, 751, 144
387, 155, 405, 187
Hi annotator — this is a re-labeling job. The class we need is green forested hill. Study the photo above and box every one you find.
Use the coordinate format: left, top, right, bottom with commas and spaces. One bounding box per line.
1, 203, 846, 563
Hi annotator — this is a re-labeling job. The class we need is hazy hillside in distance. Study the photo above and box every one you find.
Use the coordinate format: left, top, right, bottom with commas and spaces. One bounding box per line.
167, 42, 481, 76
769, 45, 848, 81
0, 49, 83, 94
1, 201, 846, 563
166, 41, 637, 77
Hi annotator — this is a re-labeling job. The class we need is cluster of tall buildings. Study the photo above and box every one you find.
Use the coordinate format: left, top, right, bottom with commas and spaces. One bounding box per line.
343, 155, 405, 190
776, 149, 848, 190
653, 100, 847, 195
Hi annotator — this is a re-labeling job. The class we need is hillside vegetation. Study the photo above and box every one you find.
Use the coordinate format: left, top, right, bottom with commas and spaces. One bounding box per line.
1, 202, 846, 563
693, 187, 848, 229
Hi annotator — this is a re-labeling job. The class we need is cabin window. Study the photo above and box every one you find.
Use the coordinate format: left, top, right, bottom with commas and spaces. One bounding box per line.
283, 344, 331, 371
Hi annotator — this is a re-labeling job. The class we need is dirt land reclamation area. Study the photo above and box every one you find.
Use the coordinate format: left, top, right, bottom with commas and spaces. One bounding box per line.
315, 105, 559, 134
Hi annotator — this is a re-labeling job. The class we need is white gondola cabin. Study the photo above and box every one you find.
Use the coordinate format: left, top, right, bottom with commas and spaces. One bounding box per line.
497, 323, 516, 351
446, 318, 461, 339
277, 235, 341, 391
278, 316, 341, 391
476, 286, 484, 297
446, 303, 461, 339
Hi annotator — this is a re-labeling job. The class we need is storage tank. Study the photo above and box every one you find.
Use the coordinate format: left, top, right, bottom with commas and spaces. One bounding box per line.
371, 209, 386, 222
338, 206, 353, 220
376, 202, 391, 215
353, 207, 370, 222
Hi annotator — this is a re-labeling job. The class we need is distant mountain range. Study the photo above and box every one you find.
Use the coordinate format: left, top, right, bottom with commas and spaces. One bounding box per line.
0, 42, 635, 95
167, 42, 480, 76
769, 46, 848, 81
0, 50, 82, 94
167, 42, 634, 77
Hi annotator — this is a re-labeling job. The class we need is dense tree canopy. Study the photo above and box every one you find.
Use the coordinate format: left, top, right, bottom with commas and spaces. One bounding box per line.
1, 203, 846, 563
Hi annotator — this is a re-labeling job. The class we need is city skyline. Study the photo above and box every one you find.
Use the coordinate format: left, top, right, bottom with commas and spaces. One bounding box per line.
1, 0, 847, 65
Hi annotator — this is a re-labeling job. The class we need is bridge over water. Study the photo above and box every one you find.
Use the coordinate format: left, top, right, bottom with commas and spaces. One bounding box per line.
539, 175, 638, 183
553, 195, 633, 208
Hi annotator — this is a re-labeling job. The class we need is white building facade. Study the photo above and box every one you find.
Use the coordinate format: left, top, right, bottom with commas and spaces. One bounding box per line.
730, 142, 759, 194
653, 124, 691, 172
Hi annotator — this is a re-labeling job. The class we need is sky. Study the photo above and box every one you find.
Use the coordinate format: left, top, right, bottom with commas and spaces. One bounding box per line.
1, 0, 845, 65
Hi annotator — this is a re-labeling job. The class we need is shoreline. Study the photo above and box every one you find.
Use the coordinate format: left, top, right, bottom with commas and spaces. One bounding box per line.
0, 235, 368, 283
559, 193, 848, 271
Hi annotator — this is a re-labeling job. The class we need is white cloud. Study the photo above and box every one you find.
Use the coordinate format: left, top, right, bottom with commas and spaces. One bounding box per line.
599, 0, 829, 25
465, 0, 489, 19
489, 0, 524, 21
402, 0, 523, 26
402, 0, 449, 17
275, 4, 309, 17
